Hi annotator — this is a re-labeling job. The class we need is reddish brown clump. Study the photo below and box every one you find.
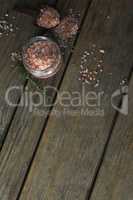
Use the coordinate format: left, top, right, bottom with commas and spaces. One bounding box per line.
37, 6, 60, 29
54, 15, 79, 40
24, 41, 59, 70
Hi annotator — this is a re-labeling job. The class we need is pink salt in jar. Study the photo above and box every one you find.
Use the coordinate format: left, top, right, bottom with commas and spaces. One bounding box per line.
22, 36, 62, 79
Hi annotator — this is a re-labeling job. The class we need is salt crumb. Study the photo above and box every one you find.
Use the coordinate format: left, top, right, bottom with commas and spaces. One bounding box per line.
85, 80, 90, 84
0, 13, 19, 38
107, 16, 110, 19
99, 60, 103, 63
79, 47, 105, 86
11, 51, 22, 62
92, 44, 96, 48
99, 49, 105, 54
120, 78, 127, 86
94, 80, 100, 88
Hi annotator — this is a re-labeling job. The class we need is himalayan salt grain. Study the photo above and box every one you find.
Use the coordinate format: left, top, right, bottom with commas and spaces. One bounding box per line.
85, 80, 90, 84
100, 69, 103, 72
99, 60, 103, 63
107, 16, 110, 19
92, 44, 96, 48
94, 70, 98, 75
120, 78, 127, 86
11, 51, 22, 62
23, 40, 60, 71
99, 49, 105, 54
97, 64, 101, 67
54, 15, 79, 40
94, 80, 100, 87
10, 28, 13, 32
11, 52, 17, 61
37, 6, 60, 29
0, 14, 18, 37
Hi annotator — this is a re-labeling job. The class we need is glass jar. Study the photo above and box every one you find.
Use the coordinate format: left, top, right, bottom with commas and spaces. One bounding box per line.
22, 36, 62, 79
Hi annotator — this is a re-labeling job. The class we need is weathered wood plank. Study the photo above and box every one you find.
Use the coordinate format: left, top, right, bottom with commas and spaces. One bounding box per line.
0, 11, 36, 147
0, 0, 56, 149
0, 0, 19, 145
0, 0, 58, 148
89, 75, 133, 200
0, 0, 90, 199
0, 0, 17, 10
19, 0, 133, 199
16, 0, 55, 9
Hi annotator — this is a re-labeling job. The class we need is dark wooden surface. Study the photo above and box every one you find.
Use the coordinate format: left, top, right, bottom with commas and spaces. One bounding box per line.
90, 75, 133, 200
0, 0, 133, 200
19, 0, 133, 199
0, 7, 36, 148
0, 0, 92, 199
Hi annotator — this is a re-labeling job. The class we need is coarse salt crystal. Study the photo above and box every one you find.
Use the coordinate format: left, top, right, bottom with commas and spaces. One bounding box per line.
99, 49, 105, 54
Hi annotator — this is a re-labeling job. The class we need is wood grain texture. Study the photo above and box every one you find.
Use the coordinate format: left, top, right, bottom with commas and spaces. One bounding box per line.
0, 0, 90, 199
19, 0, 133, 199
90, 76, 133, 200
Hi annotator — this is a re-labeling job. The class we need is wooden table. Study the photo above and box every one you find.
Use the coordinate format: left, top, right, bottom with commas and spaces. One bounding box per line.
0, 0, 133, 199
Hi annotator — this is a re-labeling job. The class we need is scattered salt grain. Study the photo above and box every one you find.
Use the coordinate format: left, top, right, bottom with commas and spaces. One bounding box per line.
107, 16, 110, 19
79, 45, 105, 86
94, 70, 98, 75
0, 13, 19, 38
92, 44, 96, 48
85, 80, 90, 84
94, 80, 100, 88
10, 28, 13, 32
99, 49, 105, 54
120, 78, 127, 86
99, 60, 103, 63
11, 51, 22, 62
5, 13, 9, 17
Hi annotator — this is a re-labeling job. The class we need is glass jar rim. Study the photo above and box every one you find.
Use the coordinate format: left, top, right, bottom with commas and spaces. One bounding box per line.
22, 36, 62, 73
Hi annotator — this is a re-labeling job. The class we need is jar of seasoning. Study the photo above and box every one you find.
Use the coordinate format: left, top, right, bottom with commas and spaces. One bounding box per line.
22, 36, 62, 79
